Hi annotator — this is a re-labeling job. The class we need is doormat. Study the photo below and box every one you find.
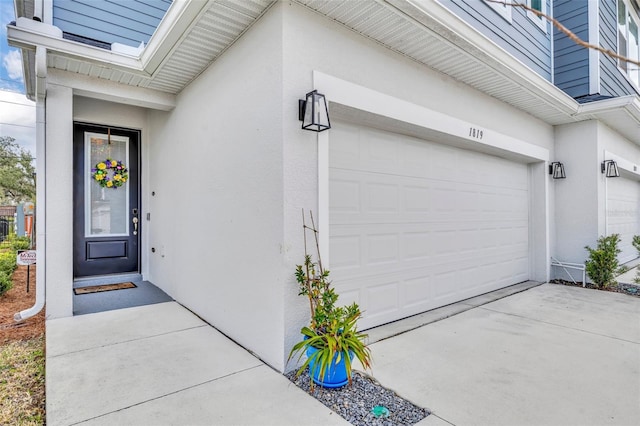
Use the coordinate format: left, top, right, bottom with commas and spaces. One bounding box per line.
74, 282, 137, 295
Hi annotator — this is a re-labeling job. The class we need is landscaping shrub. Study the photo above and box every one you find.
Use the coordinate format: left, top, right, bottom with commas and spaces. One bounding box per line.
0, 270, 12, 295
0, 251, 16, 274
584, 234, 622, 288
0, 250, 17, 296
9, 236, 30, 251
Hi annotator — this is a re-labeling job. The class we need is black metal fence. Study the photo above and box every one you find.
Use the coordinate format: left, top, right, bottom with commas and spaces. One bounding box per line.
0, 215, 15, 242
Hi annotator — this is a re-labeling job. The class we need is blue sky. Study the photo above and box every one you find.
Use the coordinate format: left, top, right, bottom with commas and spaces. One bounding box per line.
0, 0, 36, 157
0, 0, 24, 93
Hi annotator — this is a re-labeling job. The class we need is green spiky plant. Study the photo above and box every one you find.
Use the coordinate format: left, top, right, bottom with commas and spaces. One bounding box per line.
288, 210, 371, 390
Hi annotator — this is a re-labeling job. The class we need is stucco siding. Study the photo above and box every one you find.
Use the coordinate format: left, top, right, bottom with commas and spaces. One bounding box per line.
553, 0, 590, 97
440, 0, 552, 81
553, 121, 600, 267
146, 6, 286, 370
281, 1, 554, 367
53, 0, 171, 46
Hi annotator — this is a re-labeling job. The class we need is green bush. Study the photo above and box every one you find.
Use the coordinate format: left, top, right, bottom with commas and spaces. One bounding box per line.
0, 250, 17, 274
0, 270, 12, 295
10, 236, 31, 251
584, 234, 622, 288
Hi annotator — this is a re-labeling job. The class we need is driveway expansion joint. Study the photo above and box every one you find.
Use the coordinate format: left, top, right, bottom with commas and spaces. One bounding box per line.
48, 324, 209, 358
69, 364, 265, 426
477, 306, 640, 344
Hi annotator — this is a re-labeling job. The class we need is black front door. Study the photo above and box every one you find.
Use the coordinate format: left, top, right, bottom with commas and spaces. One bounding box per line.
73, 123, 140, 278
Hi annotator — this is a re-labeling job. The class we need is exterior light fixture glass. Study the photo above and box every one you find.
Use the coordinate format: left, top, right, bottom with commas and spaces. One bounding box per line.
601, 160, 620, 178
548, 162, 566, 179
298, 90, 331, 132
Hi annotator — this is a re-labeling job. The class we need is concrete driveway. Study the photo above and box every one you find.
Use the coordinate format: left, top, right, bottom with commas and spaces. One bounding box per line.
46, 283, 640, 425
368, 283, 640, 426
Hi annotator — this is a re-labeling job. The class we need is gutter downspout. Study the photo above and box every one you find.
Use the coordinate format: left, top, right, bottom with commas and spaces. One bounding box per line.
15, 45, 46, 321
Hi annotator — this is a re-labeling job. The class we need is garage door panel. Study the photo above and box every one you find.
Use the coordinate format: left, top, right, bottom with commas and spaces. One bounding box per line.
364, 281, 400, 318
606, 177, 640, 264
329, 178, 361, 213
329, 122, 530, 329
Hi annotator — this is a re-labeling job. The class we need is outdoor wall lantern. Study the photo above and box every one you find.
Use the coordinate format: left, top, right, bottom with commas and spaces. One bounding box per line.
299, 90, 331, 132
601, 160, 620, 178
548, 162, 566, 179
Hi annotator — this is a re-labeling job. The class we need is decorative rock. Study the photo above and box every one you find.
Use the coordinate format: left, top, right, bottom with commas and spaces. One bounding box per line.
285, 369, 429, 426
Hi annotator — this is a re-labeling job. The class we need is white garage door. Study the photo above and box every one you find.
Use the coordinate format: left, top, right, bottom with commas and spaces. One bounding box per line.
329, 122, 530, 329
606, 176, 640, 264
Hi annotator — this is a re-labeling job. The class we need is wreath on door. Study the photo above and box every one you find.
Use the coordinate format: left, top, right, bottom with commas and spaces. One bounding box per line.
92, 159, 128, 188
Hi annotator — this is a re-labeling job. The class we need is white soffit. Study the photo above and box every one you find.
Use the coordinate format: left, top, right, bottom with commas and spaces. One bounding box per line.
146, 0, 276, 92
295, 0, 578, 125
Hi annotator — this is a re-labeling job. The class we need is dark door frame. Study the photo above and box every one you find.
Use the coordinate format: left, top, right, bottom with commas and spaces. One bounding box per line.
72, 122, 141, 278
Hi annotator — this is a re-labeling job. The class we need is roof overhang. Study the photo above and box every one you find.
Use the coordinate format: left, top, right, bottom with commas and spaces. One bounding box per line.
7, 0, 640, 144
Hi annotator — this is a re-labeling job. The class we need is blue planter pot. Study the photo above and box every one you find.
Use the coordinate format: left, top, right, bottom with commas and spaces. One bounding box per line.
306, 345, 354, 388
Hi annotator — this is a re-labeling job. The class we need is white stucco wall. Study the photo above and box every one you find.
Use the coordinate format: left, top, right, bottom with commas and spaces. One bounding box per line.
279, 2, 555, 368
146, 6, 286, 369
45, 84, 74, 318
553, 121, 600, 267
553, 120, 640, 277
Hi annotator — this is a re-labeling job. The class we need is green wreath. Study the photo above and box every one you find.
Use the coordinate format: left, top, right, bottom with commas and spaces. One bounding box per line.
92, 159, 128, 188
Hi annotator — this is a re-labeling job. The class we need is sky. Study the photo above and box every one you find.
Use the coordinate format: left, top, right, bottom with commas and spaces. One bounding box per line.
0, 0, 36, 157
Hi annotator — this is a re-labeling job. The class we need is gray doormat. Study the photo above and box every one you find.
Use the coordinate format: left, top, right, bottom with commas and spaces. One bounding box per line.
74, 282, 137, 295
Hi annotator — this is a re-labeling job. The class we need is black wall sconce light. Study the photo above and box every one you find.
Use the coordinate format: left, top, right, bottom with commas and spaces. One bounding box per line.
298, 90, 331, 132
548, 161, 566, 179
601, 160, 620, 178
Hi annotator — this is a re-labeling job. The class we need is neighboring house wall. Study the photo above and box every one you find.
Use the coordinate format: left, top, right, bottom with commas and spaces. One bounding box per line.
441, 0, 552, 81
554, 121, 600, 267
599, 0, 637, 98
145, 6, 286, 370
553, 0, 590, 98
554, 120, 640, 274
53, 0, 171, 46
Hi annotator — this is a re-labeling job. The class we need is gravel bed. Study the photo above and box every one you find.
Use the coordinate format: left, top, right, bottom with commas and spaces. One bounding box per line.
285, 369, 429, 426
550, 279, 640, 297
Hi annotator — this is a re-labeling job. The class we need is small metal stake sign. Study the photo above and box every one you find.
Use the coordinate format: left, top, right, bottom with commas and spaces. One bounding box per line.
16, 250, 36, 292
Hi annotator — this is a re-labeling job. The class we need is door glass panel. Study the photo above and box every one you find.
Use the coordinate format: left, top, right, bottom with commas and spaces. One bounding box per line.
84, 132, 130, 237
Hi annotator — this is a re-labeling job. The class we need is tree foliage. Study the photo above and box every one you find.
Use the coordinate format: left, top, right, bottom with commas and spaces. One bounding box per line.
0, 136, 35, 204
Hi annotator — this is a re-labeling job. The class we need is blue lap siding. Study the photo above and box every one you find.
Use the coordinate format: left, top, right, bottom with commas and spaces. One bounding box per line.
53, 0, 172, 47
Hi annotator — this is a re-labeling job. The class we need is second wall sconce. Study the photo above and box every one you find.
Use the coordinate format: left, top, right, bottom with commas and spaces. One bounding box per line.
601, 160, 620, 178
549, 161, 566, 179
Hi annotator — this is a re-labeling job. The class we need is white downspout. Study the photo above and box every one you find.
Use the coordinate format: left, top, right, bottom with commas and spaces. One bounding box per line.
15, 46, 46, 321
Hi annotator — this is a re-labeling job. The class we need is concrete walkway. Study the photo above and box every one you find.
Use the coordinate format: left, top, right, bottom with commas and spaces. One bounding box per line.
46, 302, 348, 425
46, 284, 640, 425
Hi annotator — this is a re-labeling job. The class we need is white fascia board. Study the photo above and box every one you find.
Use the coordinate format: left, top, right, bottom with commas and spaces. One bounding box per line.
48, 69, 176, 111
140, 0, 212, 75
385, 0, 579, 116
577, 95, 640, 120
7, 19, 146, 75
604, 150, 640, 177
314, 71, 550, 162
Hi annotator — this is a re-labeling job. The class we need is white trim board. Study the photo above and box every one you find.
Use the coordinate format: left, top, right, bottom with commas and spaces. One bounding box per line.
312, 71, 550, 163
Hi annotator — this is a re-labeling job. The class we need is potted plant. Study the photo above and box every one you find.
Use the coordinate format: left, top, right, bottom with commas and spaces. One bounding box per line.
288, 210, 372, 389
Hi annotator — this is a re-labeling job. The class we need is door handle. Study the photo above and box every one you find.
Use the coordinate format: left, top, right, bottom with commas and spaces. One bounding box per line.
132, 217, 139, 236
